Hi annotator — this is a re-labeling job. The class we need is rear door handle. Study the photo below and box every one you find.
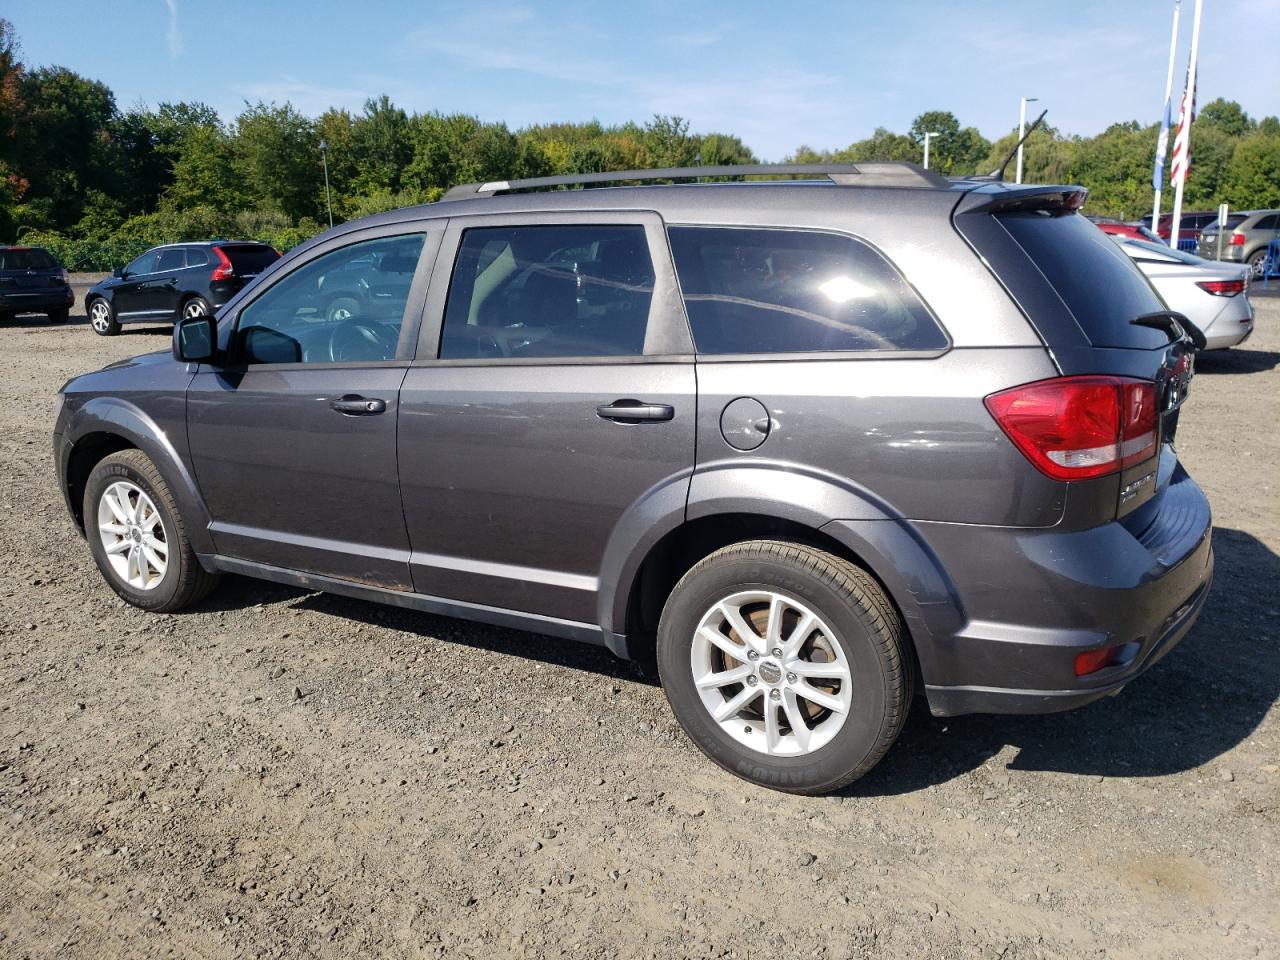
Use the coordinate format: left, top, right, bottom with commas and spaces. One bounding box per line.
330, 395, 387, 415
596, 399, 675, 423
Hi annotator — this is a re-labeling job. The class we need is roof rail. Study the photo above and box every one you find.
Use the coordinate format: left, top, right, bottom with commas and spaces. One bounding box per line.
440, 162, 949, 200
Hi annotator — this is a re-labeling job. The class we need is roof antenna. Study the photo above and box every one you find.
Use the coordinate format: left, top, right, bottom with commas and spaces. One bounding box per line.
989, 109, 1048, 181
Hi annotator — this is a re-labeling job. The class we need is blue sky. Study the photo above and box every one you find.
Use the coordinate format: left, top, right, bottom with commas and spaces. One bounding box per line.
10, 0, 1280, 159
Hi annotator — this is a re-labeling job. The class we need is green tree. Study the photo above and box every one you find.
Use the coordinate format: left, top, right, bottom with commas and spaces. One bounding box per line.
232, 101, 320, 222
1197, 98, 1254, 138
1220, 132, 1280, 209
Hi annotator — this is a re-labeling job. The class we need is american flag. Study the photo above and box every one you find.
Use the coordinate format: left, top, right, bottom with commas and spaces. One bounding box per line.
1169, 65, 1197, 187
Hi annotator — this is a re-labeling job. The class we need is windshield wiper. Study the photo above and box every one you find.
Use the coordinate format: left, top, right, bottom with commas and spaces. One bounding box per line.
1132, 310, 1206, 350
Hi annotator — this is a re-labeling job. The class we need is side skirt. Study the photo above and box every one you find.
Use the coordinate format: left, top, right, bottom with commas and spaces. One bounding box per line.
200, 554, 629, 658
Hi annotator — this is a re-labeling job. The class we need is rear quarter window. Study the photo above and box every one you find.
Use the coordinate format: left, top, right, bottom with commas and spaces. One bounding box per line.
997, 211, 1170, 350
667, 227, 947, 355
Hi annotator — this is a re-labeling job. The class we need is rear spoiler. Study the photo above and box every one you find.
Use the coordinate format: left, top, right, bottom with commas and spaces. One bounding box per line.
955, 186, 1090, 215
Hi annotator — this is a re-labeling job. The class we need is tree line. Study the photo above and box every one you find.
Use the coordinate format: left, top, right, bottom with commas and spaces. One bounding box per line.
2, 19, 1278, 270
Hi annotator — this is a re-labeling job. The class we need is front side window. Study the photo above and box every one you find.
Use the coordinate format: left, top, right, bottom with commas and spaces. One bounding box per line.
125, 251, 160, 276
667, 227, 947, 355
440, 225, 654, 359
234, 233, 425, 365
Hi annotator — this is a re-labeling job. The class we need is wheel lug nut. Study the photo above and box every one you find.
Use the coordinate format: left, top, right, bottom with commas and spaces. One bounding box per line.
747, 651, 759, 661
771, 648, 782, 658
746, 675, 758, 686
769, 689, 781, 701
786, 672, 797, 684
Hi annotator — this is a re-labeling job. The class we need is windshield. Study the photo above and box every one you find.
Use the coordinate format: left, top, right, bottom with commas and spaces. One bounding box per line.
0, 248, 58, 271
999, 211, 1170, 349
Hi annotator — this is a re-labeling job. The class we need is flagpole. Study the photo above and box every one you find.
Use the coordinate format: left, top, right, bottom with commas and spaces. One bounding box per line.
1169, 0, 1202, 251
1152, 0, 1181, 232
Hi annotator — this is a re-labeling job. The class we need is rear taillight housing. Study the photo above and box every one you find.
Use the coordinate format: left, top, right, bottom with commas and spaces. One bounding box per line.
984, 376, 1157, 481
1229, 232, 1246, 246
1196, 278, 1245, 297
210, 246, 234, 282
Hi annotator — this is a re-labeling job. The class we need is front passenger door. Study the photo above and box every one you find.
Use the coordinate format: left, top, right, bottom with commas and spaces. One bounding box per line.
186, 228, 440, 589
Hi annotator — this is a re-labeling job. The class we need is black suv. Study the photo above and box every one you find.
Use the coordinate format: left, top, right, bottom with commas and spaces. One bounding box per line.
0, 245, 74, 323
55, 165, 1212, 794
85, 240, 279, 336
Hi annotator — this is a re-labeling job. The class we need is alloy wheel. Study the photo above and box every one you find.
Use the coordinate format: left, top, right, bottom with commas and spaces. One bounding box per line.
89, 301, 112, 333
690, 590, 852, 757
183, 300, 208, 319
96, 481, 168, 590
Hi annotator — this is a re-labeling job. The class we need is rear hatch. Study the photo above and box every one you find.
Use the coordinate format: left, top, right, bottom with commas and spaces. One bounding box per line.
0, 247, 66, 299
1197, 213, 1247, 257
954, 188, 1196, 524
213, 243, 280, 294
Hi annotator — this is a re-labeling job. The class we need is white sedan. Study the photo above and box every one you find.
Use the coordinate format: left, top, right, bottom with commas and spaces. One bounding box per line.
1113, 237, 1255, 350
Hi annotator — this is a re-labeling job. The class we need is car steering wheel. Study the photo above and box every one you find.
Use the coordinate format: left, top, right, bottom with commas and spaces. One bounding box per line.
327, 319, 396, 362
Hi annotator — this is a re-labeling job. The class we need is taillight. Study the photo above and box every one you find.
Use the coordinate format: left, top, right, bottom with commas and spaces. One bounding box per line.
1229, 232, 1246, 246
1196, 278, 1245, 297
210, 246, 234, 282
984, 376, 1157, 481
1074, 644, 1125, 676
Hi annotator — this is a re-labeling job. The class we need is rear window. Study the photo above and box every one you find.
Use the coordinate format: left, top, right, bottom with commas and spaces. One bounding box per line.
219, 244, 279, 275
998, 211, 1170, 349
0, 248, 58, 271
667, 227, 947, 355
1206, 214, 1247, 232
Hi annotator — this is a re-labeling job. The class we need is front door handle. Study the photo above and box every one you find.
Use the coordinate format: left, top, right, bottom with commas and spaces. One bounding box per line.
596, 399, 675, 423
330, 395, 387, 415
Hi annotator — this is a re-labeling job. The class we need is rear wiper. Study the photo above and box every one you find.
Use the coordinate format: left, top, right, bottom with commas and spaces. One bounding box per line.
1132, 310, 1206, 351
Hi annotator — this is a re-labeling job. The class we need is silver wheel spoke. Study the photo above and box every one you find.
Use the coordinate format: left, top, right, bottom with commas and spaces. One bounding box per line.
103, 491, 129, 524
789, 659, 846, 680
782, 689, 812, 753
143, 533, 167, 554
142, 544, 165, 572
694, 663, 753, 690
763, 595, 785, 647
105, 538, 131, 555
713, 685, 760, 723
795, 681, 845, 714
718, 602, 765, 655
763, 698, 782, 753
781, 611, 817, 658
698, 626, 752, 664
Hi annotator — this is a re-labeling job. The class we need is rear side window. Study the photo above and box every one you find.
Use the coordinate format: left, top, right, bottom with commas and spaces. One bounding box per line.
998, 211, 1169, 349
0, 248, 57, 270
441, 225, 654, 359
667, 227, 946, 355
220, 244, 279, 275
1253, 214, 1280, 231
154, 248, 185, 271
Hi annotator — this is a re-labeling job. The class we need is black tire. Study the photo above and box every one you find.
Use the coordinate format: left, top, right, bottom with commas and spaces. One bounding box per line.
83, 449, 219, 613
88, 297, 120, 336
181, 296, 212, 321
48, 308, 69, 324
1248, 248, 1269, 280
656, 540, 911, 795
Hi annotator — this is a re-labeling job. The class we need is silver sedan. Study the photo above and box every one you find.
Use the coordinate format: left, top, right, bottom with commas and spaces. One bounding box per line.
1113, 238, 1255, 350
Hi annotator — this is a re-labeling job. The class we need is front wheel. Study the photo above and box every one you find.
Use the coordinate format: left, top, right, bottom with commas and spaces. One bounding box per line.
84, 449, 219, 612
88, 298, 119, 336
657, 540, 911, 794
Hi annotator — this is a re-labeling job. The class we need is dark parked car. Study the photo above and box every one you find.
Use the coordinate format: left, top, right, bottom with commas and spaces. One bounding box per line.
0, 245, 74, 323
85, 240, 279, 336
54, 164, 1212, 794
1143, 210, 1217, 246
1089, 217, 1163, 243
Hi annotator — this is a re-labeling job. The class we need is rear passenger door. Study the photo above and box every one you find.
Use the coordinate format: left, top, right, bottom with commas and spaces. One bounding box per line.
140, 247, 187, 319
398, 212, 695, 625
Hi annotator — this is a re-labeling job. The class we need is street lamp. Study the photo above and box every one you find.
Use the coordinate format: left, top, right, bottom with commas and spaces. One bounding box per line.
922, 131, 941, 171
1016, 97, 1038, 184
319, 139, 334, 229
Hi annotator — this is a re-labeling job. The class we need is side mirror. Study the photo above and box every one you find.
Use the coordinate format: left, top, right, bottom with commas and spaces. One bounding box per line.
113, 266, 126, 279
174, 313, 216, 363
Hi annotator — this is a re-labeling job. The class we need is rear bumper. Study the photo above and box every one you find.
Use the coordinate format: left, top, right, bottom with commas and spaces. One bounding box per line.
1201, 296, 1254, 350
0, 287, 74, 312
909, 464, 1214, 716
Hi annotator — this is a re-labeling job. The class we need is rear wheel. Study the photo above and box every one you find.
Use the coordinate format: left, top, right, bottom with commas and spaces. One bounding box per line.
182, 296, 211, 320
84, 449, 219, 612
1248, 248, 1269, 280
656, 540, 911, 794
88, 298, 119, 336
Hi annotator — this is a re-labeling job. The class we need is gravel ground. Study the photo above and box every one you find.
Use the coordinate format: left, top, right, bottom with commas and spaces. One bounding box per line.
1, 285, 1277, 960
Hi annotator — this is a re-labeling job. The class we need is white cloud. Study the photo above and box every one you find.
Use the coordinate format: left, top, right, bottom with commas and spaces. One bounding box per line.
163, 0, 182, 58
237, 76, 371, 116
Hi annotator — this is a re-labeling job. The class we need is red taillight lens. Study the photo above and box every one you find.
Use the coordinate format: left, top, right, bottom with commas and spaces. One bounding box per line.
1196, 278, 1245, 297
210, 246, 233, 282
1229, 232, 1246, 246
984, 376, 1157, 481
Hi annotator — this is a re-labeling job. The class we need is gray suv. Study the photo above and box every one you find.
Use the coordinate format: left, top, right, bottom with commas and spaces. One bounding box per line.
53, 164, 1213, 794
1196, 209, 1280, 278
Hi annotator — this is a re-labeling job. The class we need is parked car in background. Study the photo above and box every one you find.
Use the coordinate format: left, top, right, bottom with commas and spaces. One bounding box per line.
1143, 211, 1217, 247
1196, 209, 1280, 279
0, 245, 74, 323
1112, 237, 1253, 350
1089, 217, 1163, 243
84, 240, 280, 336
54, 164, 1213, 794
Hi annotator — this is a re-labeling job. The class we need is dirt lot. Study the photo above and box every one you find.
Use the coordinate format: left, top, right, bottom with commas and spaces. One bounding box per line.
1, 283, 1278, 960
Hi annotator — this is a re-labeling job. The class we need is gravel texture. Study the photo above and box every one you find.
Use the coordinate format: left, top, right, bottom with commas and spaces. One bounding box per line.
1, 288, 1277, 959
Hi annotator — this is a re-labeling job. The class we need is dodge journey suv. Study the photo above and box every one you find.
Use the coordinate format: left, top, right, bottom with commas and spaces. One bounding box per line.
54, 164, 1213, 794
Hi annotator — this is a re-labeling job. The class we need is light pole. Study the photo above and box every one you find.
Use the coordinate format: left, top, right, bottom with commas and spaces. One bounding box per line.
922, 131, 941, 170
319, 139, 334, 229
1016, 97, 1038, 184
